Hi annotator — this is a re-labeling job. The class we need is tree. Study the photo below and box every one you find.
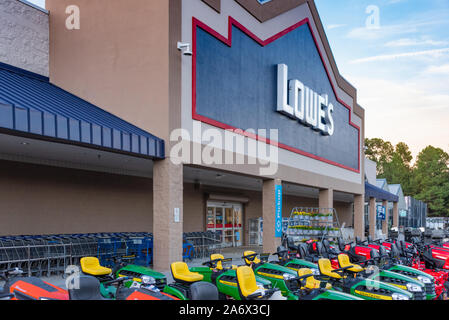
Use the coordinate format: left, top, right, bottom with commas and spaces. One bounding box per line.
365, 138, 394, 176
411, 146, 449, 217
382, 142, 413, 195
365, 138, 413, 194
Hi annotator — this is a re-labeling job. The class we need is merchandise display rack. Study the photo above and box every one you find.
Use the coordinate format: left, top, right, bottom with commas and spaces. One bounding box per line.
285, 207, 343, 243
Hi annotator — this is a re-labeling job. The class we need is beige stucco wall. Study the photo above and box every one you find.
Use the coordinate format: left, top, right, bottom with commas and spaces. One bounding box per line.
0, 0, 49, 76
0, 159, 355, 242
46, 0, 171, 140
0, 160, 153, 236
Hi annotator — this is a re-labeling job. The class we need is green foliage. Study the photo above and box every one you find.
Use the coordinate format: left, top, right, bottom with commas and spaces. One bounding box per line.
365, 139, 449, 217
365, 138, 413, 195
411, 146, 449, 217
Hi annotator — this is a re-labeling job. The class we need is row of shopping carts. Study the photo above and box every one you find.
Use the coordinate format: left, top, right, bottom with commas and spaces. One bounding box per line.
0, 232, 153, 277
0, 231, 223, 276
183, 231, 222, 260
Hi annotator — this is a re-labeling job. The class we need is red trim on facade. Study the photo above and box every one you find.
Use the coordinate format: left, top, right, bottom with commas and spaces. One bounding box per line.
192, 16, 361, 173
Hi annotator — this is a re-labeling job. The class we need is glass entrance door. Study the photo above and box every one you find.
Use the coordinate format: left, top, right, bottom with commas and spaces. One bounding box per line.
207, 202, 242, 247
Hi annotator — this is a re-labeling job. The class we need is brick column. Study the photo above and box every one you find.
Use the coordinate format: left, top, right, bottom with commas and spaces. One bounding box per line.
354, 194, 365, 241
369, 197, 377, 239
382, 200, 389, 236
262, 179, 282, 254
319, 188, 334, 211
392, 202, 399, 228
153, 159, 183, 271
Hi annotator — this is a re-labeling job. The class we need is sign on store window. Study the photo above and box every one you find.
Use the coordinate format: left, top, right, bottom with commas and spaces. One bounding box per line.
377, 205, 386, 221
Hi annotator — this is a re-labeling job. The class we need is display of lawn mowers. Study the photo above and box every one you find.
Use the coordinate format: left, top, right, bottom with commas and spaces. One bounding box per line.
234, 266, 284, 300
320, 239, 431, 299
338, 237, 443, 300
288, 237, 427, 300
390, 240, 449, 300
357, 238, 440, 300
162, 261, 219, 300
112, 256, 168, 291
189, 254, 273, 300
317, 256, 413, 300
241, 251, 363, 300
67, 274, 178, 300
80, 256, 179, 300
336, 252, 427, 300
0, 267, 69, 300
272, 246, 320, 271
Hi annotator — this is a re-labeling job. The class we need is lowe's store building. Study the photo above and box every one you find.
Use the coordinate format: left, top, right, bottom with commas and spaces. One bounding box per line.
0, 0, 385, 271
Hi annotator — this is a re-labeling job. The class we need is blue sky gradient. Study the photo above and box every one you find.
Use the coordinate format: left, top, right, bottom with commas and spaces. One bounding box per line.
28, 0, 449, 158
315, 0, 449, 157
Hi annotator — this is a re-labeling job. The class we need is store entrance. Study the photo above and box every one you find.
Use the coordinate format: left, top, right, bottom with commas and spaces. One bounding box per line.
206, 201, 243, 247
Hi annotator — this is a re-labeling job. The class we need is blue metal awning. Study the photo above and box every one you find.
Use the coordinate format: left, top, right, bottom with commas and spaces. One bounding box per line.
365, 182, 398, 202
0, 62, 164, 159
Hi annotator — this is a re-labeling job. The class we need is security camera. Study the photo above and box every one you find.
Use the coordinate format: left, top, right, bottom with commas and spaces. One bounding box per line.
177, 42, 193, 56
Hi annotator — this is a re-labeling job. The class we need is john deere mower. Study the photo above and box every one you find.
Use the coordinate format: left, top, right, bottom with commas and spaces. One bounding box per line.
189, 254, 273, 300
241, 251, 362, 300
317, 257, 413, 300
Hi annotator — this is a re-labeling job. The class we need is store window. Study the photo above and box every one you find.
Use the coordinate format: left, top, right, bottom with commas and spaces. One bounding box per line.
207, 202, 243, 247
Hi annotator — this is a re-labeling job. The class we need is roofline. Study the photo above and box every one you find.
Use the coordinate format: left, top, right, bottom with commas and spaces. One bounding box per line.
0, 61, 49, 82
0, 61, 163, 142
18, 0, 48, 14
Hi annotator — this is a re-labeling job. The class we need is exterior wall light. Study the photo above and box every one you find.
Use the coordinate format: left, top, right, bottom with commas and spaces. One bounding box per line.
177, 42, 192, 56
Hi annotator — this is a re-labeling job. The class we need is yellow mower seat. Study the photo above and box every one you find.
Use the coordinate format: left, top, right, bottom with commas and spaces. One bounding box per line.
338, 254, 364, 273
80, 257, 112, 276
210, 254, 237, 270
298, 268, 332, 290
171, 262, 204, 283
243, 251, 260, 265
318, 258, 343, 279
236, 266, 264, 299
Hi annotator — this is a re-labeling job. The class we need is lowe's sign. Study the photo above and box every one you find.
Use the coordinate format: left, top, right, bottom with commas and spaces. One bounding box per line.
277, 64, 334, 136
193, 17, 360, 172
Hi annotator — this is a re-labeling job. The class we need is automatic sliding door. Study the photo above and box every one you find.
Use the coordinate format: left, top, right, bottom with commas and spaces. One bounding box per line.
233, 204, 242, 247
207, 202, 243, 247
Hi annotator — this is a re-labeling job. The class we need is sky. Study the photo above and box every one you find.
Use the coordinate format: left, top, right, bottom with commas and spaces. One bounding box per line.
314, 0, 449, 159
28, 0, 449, 159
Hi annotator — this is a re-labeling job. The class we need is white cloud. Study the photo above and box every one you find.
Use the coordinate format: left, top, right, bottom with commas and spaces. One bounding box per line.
424, 64, 449, 75
384, 38, 448, 47
352, 76, 449, 158
326, 24, 347, 31
346, 17, 448, 41
350, 47, 449, 64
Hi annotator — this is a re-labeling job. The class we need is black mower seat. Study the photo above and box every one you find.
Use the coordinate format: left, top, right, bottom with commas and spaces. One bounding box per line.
190, 282, 219, 300
276, 246, 290, 260
68, 275, 108, 300
297, 243, 308, 259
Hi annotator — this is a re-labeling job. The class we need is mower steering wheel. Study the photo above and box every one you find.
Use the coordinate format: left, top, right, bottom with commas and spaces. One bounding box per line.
332, 266, 353, 275
103, 276, 131, 287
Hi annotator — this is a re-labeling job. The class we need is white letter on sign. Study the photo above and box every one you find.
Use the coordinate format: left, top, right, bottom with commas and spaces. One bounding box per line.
289, 79, 305, 123
276, 64, 335, 136
277, 64, 294, 117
